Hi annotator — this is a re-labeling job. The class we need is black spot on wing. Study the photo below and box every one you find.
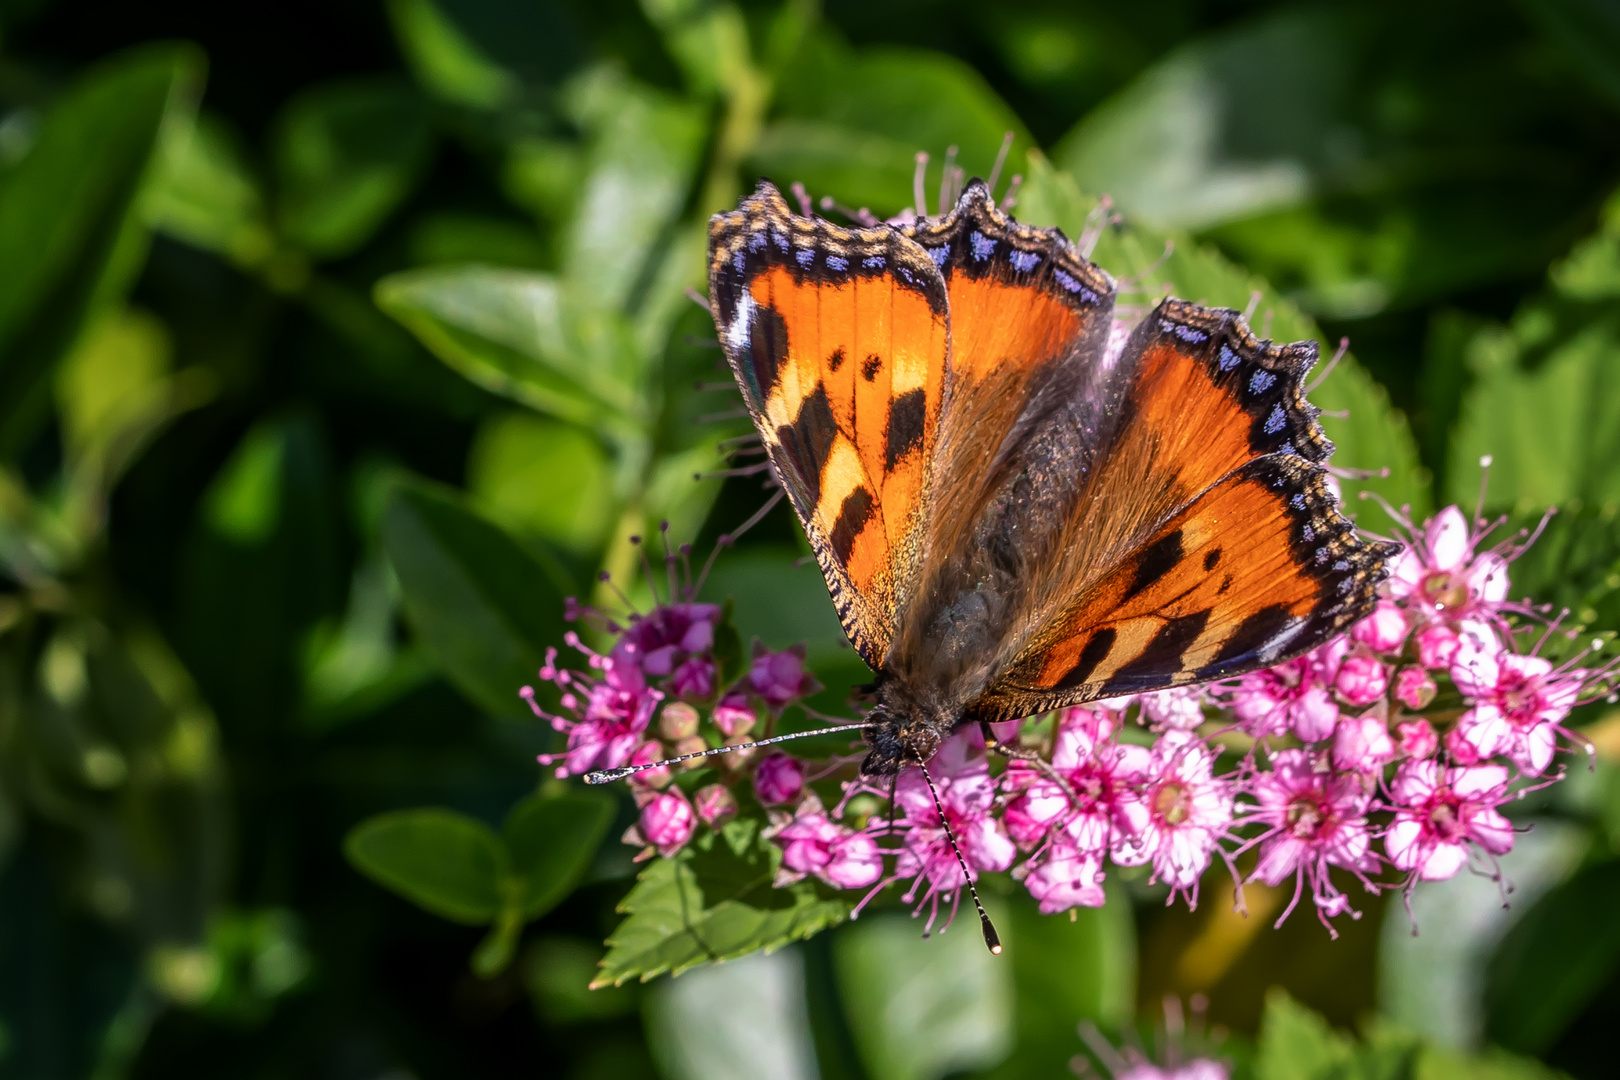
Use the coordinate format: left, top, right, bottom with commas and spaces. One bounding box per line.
777, 383, 838, 504
1055, 628, 1116, 690
1203, 549, 1221, 571
827, 346, 845, 372
886, 388, 925, 470
747, 303, 789, 401
862, 354, 882, 381
1123, 530, 1183, 602
1108, 609, 1212, 688
829, 486, 876, 564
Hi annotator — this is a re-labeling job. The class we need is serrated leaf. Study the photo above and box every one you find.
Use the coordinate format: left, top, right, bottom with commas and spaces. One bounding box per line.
1016, 154, 1430, 518
1255, 988, 1355, 1080
381, 478, 571, 716
344, 808, 508, 924
503, 790, 615, 920
593, 816, 850, 987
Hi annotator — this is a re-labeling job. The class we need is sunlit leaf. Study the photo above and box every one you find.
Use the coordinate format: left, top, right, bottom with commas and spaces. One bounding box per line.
503, 790, 614, 919
344, 808, 508, 924
273, 78, 433, 259
387, 0, 519, 109
144, 111, 272, 267
646, 949, 819, 1080
1254, 988, 1356, 1080
593, 816, 850, 987
382, 478, 571, 716
467, 412, 616, 553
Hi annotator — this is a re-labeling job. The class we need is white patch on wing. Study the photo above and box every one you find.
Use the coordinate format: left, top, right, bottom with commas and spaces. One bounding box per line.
726, 290, 756, 354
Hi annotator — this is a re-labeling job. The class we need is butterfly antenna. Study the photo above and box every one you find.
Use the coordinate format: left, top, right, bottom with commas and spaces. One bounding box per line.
914, 755, 1002, 955
583, 722, 863, 784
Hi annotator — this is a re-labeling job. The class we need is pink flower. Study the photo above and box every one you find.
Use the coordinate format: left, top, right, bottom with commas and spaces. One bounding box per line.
1395, 718, 1438, 759
1021, 839, 1106, 913
1141, 687, 1207, 731
669, 656, 717, 698
1351, 601, 1408, 654
1231, 656, 1338, 742
626, 787, 695, 858
1001, 707, 1150, 865
892, 731, 1015, 911
1246, 749, 1376, 929
526, 638, 662, 779
1451, 651, 1581, 775
1393, 667, 1436, 710
1415, 625, 1460, 669
1333, 713, 1395, 772
1334, 653, 1388, 706
753, 753, 806, 806
768, 802, 884, 889
694, 783, 738, 828
1113, 732, 1234, 902
1387, 506, 1510, 625
747, 645, 819, 708
1386, 760, 1514, 880
614, 602, 719, 677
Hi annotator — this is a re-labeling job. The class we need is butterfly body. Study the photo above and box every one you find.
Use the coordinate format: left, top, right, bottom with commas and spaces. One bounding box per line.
708, 180, 1398, 777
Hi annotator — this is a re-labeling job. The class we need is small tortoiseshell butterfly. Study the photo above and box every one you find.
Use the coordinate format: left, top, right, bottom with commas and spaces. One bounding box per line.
706, 179, 1398, 777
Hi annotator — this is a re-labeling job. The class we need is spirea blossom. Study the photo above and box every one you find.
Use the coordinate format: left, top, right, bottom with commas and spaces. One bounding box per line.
539, 501, 1618, 938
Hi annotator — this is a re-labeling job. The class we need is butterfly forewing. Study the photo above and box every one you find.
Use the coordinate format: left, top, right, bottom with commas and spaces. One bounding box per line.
708, 183, 948, 668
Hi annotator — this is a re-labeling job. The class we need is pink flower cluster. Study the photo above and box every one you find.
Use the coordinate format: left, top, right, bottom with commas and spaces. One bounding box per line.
536, 506, 1615, 935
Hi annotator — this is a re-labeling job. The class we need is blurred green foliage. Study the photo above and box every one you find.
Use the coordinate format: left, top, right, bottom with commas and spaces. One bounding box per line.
0, 1, 1616, 1078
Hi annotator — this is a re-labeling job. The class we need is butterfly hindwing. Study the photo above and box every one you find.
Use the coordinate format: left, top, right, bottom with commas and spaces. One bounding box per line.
708, 183, 949, 668
976, 453, 1396, 721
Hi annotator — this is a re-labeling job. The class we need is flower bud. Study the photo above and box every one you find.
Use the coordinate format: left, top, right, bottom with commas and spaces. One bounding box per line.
1416, 625, 1461, 670
719, 733, 757, 773
1333, 713, 1395, 771
637, 788, 695, 856
672, 734, 709, 767
753, 753, 806, 806
1351, 601, 1409, 654
712, 693, 756, 737
659, 701, 700, 741
1335, 654, 1389, 706
628, 740, 672, 789
1393, 666, 1437, 710
693, 783, 738, 828
1396, 718, 1438, 759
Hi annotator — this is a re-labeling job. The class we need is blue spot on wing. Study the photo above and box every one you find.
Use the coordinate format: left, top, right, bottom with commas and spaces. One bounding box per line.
927, 246, 949, 268
1263, 404, 1287, 435
826, 254, 848, 272
1218, 344, 1241, 371
795, 248, 814, 267
1171, 324, 1209, 344
1249, 369, 1277, 394
863, 255, 885, 270
970, 231, 995, 261
1009, 250, 1040, 273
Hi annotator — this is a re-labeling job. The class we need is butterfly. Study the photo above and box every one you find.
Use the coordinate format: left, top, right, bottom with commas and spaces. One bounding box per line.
706, 179, 1399, 777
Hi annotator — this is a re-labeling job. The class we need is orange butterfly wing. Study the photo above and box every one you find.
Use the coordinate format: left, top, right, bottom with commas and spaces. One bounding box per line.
707, 183, 949, 668
972, 302, 1396, 721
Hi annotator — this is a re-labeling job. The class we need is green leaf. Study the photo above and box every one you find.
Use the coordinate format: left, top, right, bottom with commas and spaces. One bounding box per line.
0, 44, 200, 455
381, 478, 571, 716
466, 412, 616, 553
1412, 1044, 1571, 1080
560, 67, 706, 315
143, 111, 272, 267
1446, 306, 1620, 513
981, 885, 1135, 1080
1254, 988, 1356, 1080
1484, 859, 1620, 1055
503, 790, 615, 920
833, 903, 1014, 1080
638, 0, 756, 99
273, 78, 433, 259
343, 808, 508, 924
387, 0, 518, 109
593, 816, 850, 987
1496, 504, 1620, 650
1017, 154, 1430, 518
758, 41, 1032, 217
374, 265, 641, 430
1050, 9, 1350, 230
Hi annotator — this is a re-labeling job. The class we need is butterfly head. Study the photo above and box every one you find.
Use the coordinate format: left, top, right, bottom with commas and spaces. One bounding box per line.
858, 685, 958, 776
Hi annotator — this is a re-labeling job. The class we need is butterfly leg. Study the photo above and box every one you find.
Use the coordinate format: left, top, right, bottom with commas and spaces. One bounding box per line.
978, 720, 1087, 814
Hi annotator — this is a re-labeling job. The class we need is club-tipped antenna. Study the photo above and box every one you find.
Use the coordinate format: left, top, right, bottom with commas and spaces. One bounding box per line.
583, 722, 863, 784
914, 755, 1002, 955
